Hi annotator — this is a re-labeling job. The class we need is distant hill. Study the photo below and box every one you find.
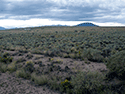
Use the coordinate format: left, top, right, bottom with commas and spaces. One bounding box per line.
8, 25, 69, 30
75, 22, 99, 27
44, 24, 69, 27
0, 26, 6, 30
3, 23, 99, 30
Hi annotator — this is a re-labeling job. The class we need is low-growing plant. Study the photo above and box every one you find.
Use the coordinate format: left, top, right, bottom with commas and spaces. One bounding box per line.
82, 48, 104, 62
78, 50, 81, 57
70, 70, 106, 94
26, 53, 33, 59
37, 60, 43, 67
0, 63, 8, 73
49, 58, 54, 61
34, 56, 42, 60
85, 61, 91, 64
110, 48, 119, 55
31, 72, 48, 86
31, 49, 43, 54
15, 68, 31, 79
0, 52, 13, 64
16, 57, 26, 63
105, 50, 125, 81
69, 53, 75, 59
72, 67, 75, 70
25, 61, 34, 65
63, 53, 70, 58
60, 79, 73, 93
84, 58, 90, 64
7, 61, 17, 73
16, 63, 23, 69
47, 76, 61, 91
24, 61, 35, 73
53, 59, 63, 64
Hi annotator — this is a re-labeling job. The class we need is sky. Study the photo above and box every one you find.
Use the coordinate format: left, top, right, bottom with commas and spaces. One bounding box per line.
0, 0, 125, 29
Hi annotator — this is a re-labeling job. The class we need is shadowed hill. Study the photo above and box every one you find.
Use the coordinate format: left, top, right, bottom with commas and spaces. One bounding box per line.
75, 22, 99, 27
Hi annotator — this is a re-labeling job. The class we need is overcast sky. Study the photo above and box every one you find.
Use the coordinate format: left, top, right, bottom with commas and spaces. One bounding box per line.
0, 0, 125, 29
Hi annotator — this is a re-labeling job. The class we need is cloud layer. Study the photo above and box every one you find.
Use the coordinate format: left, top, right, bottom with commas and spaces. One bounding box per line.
0, 0, 125, 28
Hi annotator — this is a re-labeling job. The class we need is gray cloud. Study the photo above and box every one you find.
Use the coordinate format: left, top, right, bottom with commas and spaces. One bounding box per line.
0, 0, 125, 28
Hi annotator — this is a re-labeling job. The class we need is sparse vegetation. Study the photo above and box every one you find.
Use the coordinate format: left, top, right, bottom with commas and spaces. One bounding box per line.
105, 50, 125, 81
7, 61, 17, 73
0, 52, 13, 64
31, 72, 48, 86
53, 59, 63, 64
0, 63, 8, 73
70, 70, 106, 94
15, 68, 31, 80
24, 61, 35, 73
0, 26, 125, 94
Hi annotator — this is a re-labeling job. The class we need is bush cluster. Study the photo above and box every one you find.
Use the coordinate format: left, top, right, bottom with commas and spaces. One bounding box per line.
105, 50, 125, 81
0, 52, 13, 64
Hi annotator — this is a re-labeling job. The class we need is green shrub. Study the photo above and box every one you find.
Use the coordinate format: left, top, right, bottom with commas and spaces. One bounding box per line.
105, 50, 125, 81
60, 79, 73, 93
15, 68, 31, 79
70, 70, 106, 94
31, 72, 48, 86
0, 63, 8, 73
7, 61, 17, 73
24, 61, 35, 73
82, 48, 104, 62
0, 52, 13, 64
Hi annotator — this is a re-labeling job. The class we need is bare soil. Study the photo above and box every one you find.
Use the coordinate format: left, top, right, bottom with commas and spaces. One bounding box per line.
0, 49, 110, 94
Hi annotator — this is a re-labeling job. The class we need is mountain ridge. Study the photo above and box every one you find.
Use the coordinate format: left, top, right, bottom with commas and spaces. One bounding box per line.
0, 23, 99, 30
0, 26, 6, 30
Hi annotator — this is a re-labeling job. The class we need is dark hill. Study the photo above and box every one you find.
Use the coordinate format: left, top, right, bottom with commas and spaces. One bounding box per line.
75, 22, 99, 27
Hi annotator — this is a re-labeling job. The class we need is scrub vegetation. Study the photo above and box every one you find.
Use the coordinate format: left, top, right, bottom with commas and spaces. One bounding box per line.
0, 26, 125, 94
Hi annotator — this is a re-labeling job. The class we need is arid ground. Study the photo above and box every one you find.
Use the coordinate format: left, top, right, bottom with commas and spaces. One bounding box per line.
0, 26, 125, 94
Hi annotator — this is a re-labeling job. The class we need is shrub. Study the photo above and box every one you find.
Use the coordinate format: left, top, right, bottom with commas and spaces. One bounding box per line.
80, 30, 85, 32
0, 63, 8, 73
0, 52, 13, 64
7, 61, 17, 73
105, 50, 125, 81
49, 58, 54, 61
3, 52, 10, 57
24, 61, 35, 73
26, 53, 33, 59
31, 72, 48, 86
60, 79, 73, 93
37, 60, 43, 67
102, 48, 111, 57
47, 76, 61, 91
15, 68, 31, 79
82, 48, 104, 62
70, 70, 106, 94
